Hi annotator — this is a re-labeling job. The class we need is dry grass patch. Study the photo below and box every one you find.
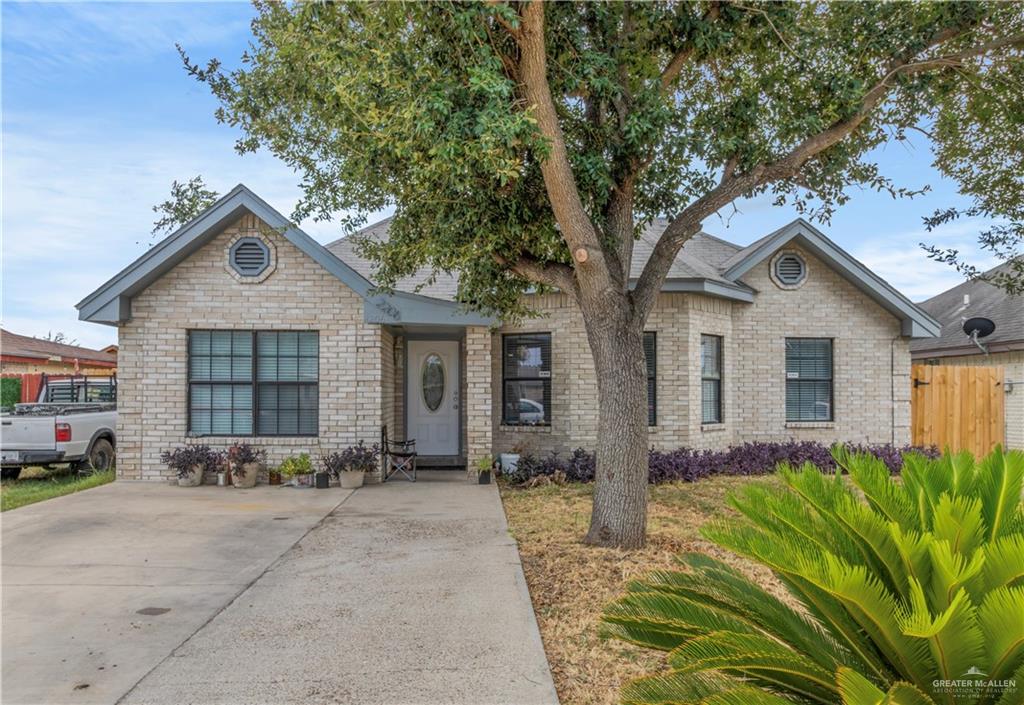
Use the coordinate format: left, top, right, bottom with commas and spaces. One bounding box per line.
500, 476, 785, 705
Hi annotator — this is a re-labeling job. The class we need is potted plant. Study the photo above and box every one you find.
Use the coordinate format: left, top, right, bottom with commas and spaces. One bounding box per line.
499, 443, 523, 477
227, 443, 266, 489
325, 441, 379, 489
474, 455, 494, 485
279, 453, 313, 487
161, 445, 220, 487
268, 468, 282, 485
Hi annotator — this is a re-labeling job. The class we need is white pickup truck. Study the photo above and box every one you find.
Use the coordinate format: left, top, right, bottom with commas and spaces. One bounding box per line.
0, 403, 116, 480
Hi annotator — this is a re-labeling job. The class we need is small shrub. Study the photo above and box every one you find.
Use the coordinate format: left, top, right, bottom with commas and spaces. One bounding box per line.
226, 443, 266, 478
505, 441, 939, 486
278, 453, 313, 478
321, 442, 379, 477
603, 446, 1024, 705
160, 445, 222, 479
1, 377, 22, 409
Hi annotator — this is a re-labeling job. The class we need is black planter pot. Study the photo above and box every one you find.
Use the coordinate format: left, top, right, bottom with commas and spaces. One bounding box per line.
314, 472, 330, 489
478, 470, 491, 485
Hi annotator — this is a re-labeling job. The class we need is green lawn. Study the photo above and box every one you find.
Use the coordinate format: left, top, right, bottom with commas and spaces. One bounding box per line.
1, 466, 114, 512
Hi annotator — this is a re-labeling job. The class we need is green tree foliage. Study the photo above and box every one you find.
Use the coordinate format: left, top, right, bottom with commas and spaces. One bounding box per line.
602, 447, 1024, 705
1, 378, 22, 409
182, 1, 1023, 548
151, 176, 219, 239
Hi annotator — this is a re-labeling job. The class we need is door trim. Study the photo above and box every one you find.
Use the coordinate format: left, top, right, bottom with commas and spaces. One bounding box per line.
404, 334, 464, 461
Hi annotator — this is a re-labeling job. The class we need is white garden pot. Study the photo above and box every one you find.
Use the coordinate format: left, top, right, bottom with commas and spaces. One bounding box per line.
339, 471, 365, 489
499, 453, 520, 475
232, 462, 260, 489
178, 464, 203, 487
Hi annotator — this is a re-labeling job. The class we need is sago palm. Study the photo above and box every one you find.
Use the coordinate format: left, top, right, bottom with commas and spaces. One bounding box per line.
602, 447, 1024, 705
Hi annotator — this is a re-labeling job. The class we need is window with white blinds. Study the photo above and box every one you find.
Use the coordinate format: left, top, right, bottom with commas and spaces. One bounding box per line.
644, 332, 657, 426
188, 330, 319, 436
701, 335, 723, 424
785, 338, 833, 421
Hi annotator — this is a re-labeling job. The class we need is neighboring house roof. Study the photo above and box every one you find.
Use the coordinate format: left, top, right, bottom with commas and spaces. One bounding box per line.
909, 260, 1023, 357
76, 185, 492, 328
1, 329, 117, 367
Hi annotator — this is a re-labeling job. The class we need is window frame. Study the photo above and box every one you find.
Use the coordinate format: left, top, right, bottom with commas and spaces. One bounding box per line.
784, 337, 834, 422
644, 331, 657, 426
187, 329, 320, 438
700, 334, 724, 425
501, 332, 552, 427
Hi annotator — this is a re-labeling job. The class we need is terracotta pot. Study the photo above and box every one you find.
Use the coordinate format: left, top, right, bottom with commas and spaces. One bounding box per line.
232, 462, 259, 489
269, 472, 281, 486
178, 464, 203, 487
339, 471, 365, 489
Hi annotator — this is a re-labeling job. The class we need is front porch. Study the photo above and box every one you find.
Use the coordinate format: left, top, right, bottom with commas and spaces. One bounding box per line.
380, 324, 492, 470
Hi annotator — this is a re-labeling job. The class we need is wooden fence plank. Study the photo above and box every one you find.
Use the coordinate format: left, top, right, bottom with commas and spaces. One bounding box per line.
911, 364, 1006, 457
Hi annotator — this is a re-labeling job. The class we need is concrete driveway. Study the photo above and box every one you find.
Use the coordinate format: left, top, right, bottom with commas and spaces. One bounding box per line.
3, 474, 558, 705
2, 482, 348, 705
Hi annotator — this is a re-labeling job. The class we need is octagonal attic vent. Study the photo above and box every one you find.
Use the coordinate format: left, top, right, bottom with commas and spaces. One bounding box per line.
229, 238, 270, 277
774, 253, 806, 286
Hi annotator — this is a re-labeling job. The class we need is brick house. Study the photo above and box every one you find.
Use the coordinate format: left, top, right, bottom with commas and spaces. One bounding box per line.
77, 185, 939, 481
910, 262, 1023, 450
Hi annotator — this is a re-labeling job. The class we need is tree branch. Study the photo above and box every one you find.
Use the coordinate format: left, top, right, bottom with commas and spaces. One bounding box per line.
659, 2, 722, 91
632, 22, 1011, 319
518, 1, 608, 285
492, 253, 576, 293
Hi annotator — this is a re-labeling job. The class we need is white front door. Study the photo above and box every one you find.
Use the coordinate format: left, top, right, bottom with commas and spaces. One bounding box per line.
407, 340, 460, 456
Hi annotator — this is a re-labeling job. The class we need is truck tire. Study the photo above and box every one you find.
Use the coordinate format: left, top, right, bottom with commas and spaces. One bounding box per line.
77, 439, 114, 475
1, 468, 21, 481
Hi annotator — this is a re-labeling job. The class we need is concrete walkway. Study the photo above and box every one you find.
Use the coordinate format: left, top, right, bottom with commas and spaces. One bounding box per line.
121, 472, 558, 705
2, 482, 348, 705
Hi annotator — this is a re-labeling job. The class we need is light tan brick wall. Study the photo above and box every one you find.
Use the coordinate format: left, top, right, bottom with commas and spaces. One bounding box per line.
117, 214, 384, 481
732, 245, 909, 445
465, 326, 493, 465
925, 351, 1024, 450
489, 247, 911, 456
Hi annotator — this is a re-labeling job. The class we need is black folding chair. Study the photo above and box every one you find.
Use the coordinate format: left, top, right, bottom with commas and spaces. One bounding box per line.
382, 425, 417, 482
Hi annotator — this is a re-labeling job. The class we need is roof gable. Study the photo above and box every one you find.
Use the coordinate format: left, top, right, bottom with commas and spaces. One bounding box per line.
77, 185, 491, 327
720, 219, 940, 338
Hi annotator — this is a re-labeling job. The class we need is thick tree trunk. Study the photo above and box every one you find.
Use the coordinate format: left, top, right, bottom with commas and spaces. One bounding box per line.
581, 310, 649, 549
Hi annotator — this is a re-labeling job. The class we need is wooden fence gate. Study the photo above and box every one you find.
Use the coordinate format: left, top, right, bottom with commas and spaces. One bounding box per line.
911, 364, 1005, 457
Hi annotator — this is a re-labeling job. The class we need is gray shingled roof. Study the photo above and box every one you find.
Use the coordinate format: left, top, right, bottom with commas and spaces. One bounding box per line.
909, 261, 1024, 356
325, 218, 742, 301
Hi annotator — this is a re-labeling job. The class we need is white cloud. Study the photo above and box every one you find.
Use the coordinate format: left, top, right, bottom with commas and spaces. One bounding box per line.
1, 111, 389, 349
851, 219, 1002, 301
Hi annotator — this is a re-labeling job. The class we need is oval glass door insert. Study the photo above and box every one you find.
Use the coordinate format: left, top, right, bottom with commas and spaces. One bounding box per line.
422, 353, 445, 412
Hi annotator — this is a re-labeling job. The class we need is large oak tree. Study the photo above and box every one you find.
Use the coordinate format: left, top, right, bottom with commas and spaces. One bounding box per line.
185, 1, 1023, 548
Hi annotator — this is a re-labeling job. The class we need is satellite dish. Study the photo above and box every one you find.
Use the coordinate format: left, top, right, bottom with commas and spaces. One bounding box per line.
963, 317, 996, 339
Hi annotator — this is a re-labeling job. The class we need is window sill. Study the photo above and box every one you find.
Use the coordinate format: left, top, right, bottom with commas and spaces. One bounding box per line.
785, 421, 835, 429
701, 424, 727, 433
500, 424, 551, 433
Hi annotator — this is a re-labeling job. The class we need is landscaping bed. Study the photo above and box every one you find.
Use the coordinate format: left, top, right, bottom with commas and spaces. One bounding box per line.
500, 476, 787, 705
1, 466, 114, 511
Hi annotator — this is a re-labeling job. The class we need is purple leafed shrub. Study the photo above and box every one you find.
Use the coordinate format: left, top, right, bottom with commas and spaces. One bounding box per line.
504, 441, 939, 486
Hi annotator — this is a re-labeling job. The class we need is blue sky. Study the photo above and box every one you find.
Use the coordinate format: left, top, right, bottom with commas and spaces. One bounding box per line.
2, 2, 997, 349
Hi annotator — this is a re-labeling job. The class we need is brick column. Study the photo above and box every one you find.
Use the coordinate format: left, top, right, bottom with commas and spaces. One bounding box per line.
465, 326, 493, 467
